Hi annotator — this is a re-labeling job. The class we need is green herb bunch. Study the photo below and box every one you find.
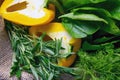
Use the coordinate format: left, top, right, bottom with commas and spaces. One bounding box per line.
74, 45, 120, 80
5, 21, 74, 80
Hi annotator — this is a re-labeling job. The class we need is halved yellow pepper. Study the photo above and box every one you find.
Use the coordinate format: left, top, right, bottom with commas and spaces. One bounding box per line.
0, 0, 55, 26
29, 22, 82, 67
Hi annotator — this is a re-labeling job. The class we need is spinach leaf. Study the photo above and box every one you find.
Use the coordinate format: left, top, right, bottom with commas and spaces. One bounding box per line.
71, 6, 120, 35
60, 1, 120, 38
60, 0, 107, 9
72, 7, 111, 18
109, 1, 120, 20
59, 12, 107, 23
94, 0, 120, 20
62, 18, 100, 38
62, 19, 87, 38
82, 41, 116, 51
101, 18, 120, 35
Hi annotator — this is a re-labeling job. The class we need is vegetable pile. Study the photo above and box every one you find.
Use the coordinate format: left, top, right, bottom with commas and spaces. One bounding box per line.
0, 0, 120, 80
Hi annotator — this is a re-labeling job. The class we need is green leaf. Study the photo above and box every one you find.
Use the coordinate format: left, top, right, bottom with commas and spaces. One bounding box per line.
110, 3, 120, 20
48, 73, 54, 80
71, 6, 120, 35
16, 70, 22, 78
60, 0, 107, 9
93, 36, 113, 43
73, 7, 111, 18
42, 47, 55, 55
101, 18, 120, 35
95, 0, 120, 20
62, 18, 100, 38
59, 12, 108, 23
55, 39, 62, 55
82, 37, 120, 51
62, 20, 87, 38
82, 41, 102, 51
22, 65, 30, 70
30, 65, 39, 80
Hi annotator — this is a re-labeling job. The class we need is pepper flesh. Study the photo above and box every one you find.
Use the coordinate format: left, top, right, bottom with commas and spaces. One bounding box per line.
29, 22, 81, 67
0, 0, 55, 26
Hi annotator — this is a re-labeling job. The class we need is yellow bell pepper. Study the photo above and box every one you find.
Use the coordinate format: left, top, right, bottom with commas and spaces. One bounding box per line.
29, 22, 81, 67
0, 0, 55, 26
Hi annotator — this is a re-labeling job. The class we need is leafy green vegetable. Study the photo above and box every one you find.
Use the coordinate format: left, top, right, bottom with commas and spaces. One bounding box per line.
62, 18, 100, 38
60, 0, 107, 10
59, 12, 108, 23
81, 33, 120, 51
5, 21, 74, 80
95, 0, 120, 20
82, 41, 114, 51
74, 45, 120, 80
101, 18, 120, 35
72, 7, 111, 17
58, 0, 120, 38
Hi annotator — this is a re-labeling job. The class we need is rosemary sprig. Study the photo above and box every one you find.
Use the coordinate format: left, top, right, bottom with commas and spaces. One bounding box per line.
5, 21, 74, 80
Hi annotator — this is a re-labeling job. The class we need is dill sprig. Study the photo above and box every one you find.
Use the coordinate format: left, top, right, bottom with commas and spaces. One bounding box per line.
74, 45, 120, 80
5, 21, 74, 80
